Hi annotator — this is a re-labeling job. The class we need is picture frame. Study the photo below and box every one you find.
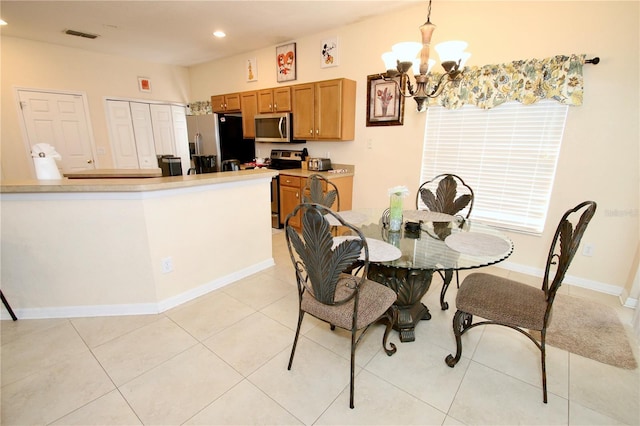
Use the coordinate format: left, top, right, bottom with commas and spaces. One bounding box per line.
320, 36, 339, 68
246, 58, 257, 82
366, 73, 406, 126
137, 77, 151, 93
276, 42, 296, 82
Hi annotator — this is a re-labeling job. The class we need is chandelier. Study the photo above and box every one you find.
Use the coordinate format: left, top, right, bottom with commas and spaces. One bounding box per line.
381, 0, 470, 112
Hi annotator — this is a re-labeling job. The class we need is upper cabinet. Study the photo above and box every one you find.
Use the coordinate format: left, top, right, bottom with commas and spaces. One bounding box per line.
240, 91, 258, 139
292, 78, 356, 141
258, 87, 292, 113
211, 93, 241, 113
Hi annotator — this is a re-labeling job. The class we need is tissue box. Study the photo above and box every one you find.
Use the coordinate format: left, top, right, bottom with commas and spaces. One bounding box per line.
33, 157, 62, 179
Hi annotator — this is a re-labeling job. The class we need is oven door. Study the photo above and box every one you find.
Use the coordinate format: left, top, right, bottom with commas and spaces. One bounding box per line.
271, 175, 281, 229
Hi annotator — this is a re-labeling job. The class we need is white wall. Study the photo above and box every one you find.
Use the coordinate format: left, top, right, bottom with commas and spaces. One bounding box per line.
1, 1, 638, 301
188, 1, 639, 299
0, 37, 191, 180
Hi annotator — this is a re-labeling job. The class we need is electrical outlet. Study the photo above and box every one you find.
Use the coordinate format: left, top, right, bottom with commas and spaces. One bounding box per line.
582, 243, 595, 257
161, 257, 173, 273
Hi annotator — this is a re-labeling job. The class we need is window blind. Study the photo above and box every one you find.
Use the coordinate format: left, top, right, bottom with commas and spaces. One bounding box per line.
421, 100, 569, 234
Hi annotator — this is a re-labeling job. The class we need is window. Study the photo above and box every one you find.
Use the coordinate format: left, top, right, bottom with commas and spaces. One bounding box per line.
421, 100, 569, 234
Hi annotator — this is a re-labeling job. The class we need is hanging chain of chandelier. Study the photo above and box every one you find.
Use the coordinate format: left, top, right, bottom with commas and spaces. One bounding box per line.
380, 0, 470, 112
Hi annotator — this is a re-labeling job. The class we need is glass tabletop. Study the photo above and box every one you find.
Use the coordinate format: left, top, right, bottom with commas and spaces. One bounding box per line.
349, 208, 514, 272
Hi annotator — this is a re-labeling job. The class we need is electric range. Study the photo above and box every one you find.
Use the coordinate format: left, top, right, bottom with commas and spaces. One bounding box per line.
268, 149, 304, 229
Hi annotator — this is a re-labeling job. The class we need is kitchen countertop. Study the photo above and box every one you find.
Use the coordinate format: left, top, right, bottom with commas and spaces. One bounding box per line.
276, 164, 355, 179
64, 168, 163, 179
1, 168, 278, 193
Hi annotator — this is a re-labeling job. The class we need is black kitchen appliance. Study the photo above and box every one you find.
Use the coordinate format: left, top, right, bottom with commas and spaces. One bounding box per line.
192, 154, 217, 174
268, 149, 304, 228
159, 156, 182, 176
217, 113, 255, 165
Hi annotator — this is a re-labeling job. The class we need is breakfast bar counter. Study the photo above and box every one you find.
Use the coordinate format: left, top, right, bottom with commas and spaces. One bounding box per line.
1, 169, 278, 319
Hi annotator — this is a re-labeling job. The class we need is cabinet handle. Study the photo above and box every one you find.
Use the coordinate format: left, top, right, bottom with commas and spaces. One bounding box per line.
296, 191, 299, 199
274, 103, 277, 110
316, 129, 319, 135
309, 129, 313, 135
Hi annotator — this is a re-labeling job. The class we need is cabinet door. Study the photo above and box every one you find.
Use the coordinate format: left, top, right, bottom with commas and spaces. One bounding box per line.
273, 87, 292, 112
225, 93, 241, 112
280, 185, 301, 227
316, 80, 343, 140
211, 95, 226, 113
257, 89, 274, 113
292, 83, 315, 139
240, 91, 258, 138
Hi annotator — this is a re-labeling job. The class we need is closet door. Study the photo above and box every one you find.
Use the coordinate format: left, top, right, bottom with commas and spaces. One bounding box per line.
150, 104, 176, 156
130, 102, 158, 168
106, 100, 139, 169
171, 105, 190, 177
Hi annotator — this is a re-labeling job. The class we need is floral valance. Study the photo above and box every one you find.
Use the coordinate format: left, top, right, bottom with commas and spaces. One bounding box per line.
427, 54, 586, 110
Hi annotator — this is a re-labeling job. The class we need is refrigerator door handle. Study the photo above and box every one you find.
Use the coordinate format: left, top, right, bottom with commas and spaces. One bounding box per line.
278, 117, 285, 139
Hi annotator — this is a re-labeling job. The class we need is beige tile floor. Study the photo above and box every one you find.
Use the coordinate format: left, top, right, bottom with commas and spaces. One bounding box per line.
2, 230, 639, 425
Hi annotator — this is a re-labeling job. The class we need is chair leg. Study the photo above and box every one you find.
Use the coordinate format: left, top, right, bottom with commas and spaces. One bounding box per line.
382, 310, 397, 356
0, 290, 18, 321
350, 327, 356, 409
288, 311, 305, 370
541, 329, 548, 403
445, 310, 471, 367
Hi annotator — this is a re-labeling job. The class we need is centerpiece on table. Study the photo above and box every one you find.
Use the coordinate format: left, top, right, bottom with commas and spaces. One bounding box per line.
388, 185, 409, 232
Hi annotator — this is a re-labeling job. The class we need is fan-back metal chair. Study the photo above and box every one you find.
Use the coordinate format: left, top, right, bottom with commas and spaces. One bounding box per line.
445, 201, 597, 403
285, 202, 397, 408
302, 173, 340, 211
416, 173, 474, 308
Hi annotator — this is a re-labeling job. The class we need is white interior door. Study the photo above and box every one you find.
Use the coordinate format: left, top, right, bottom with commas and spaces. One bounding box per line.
106, 100, 139, 169
150, 104, 175, 156
130, 102, 158, 168
18, 89, 95, 173
171, 105, 190, 175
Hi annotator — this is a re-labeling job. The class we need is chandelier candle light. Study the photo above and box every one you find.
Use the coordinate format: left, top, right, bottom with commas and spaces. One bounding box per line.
381, 0, 470, 112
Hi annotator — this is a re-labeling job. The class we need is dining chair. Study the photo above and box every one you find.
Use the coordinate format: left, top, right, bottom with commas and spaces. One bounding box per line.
445, 200, 597, 403
416, 173, 474, 219
302, 173, 340, 211
1, 290, 18, 321
285, 202, 397, 408
416, 173, 475, 296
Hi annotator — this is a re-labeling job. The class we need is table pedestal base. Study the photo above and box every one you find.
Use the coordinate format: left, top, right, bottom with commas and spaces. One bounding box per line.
368, 264, 433, 342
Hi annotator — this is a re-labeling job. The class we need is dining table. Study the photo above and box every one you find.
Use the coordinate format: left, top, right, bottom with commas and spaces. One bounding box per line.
331, 208, 514, 343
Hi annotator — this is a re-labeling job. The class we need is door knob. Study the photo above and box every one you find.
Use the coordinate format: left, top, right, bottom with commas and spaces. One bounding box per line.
87, 159, 93, 164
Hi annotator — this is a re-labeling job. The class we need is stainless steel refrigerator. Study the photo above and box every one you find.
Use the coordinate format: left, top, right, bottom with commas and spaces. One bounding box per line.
186, 113, 255, 171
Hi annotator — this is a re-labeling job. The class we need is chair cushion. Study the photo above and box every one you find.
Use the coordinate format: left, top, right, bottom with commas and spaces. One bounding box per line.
456, 273, 548, 330
302, 274, 397, 330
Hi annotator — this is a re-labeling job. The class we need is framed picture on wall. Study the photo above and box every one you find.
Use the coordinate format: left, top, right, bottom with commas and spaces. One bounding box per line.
366, 73, 406, 126
246, 58, 257, 82
276, 42, 296, 82
138, 77, 151, 93
320, 36, 339, 68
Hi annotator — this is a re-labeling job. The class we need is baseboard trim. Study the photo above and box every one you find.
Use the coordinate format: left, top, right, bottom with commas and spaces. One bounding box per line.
499, 260, 624, 296
2, 258, 275, 320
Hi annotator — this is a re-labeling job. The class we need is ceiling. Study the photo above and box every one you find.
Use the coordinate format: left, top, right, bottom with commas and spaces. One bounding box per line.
0, 0, 418, 67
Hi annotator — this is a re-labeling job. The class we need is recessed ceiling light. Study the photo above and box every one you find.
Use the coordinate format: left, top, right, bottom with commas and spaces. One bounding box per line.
213, 31, 226, 38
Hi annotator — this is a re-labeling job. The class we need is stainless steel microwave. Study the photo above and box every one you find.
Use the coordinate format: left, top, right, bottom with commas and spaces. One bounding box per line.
254, 112, 295, 143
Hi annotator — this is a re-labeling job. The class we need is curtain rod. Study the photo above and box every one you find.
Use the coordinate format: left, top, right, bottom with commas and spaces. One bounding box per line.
585, 57, 600, 65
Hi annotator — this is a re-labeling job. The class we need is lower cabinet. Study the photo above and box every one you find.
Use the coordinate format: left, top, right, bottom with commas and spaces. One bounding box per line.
279, 173, 353, 228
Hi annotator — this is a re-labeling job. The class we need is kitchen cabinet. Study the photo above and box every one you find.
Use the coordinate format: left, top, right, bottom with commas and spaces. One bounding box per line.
279, 173, 353, 228
211, 93, 241, 113
291, 78, 356, 141
258, 87, 292, 113
240, 91, 258, 138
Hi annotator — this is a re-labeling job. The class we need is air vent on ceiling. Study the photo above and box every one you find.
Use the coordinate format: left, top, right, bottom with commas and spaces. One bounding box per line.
64, 29, 99, 39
